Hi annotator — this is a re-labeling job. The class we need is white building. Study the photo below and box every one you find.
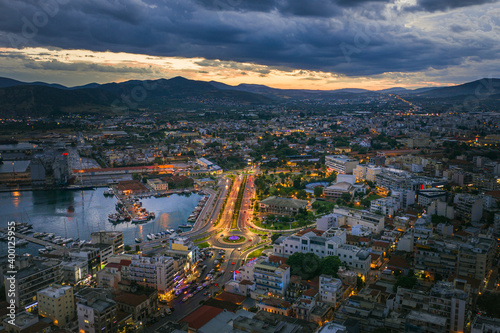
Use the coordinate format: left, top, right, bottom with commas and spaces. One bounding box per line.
253, 260, 290, 297
325, 155, 359, 174
428, 201, 454, 220
353, 165, 382, 182
324, 182, 354, 200
147, 178, 169, 191
273, 228, 370, 277
370, 196, 400, 216
319, 275, 343, 305
77, 290, 117, 333
316, 213, 344, 232
334, 208, 385, 233
128, 255, 181, 292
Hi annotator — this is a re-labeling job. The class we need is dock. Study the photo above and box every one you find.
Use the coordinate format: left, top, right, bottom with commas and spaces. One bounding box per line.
2, 229, 65, 250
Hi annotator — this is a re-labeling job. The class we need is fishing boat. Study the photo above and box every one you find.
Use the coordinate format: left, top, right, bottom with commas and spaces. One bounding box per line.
33, 232, 42, 238
178, 224, 192, 229
16, 239, 28, 247
146, 234, 153, 241
135, 238, 143, 243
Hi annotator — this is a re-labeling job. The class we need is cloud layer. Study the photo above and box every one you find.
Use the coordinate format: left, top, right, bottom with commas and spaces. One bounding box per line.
0, 0, 498, 87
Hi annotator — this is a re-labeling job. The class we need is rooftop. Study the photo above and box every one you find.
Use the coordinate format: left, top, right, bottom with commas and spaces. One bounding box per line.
260, 196, 308, 209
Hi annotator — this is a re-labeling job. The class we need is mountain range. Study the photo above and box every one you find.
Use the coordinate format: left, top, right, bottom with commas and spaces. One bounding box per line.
0, 76, 499, 117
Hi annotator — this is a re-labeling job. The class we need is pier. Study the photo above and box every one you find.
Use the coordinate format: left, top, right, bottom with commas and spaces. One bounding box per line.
2, 230, 65, 250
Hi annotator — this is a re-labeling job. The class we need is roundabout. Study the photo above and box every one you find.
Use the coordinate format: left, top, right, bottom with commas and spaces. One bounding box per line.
222, 235, 246, 243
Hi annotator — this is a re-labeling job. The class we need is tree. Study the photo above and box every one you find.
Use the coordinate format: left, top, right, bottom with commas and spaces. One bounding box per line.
393, 274, 418, 292
320, 256, 342, 277
341, 193, 351, 202
296, 189, 308, 200
271, 233, 282, 244
124, 245, 131, 251
314, 186, 323, 198
286, 252, 321, 280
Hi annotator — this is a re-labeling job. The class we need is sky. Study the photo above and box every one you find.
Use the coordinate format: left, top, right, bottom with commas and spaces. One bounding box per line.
0, 0, 498, 90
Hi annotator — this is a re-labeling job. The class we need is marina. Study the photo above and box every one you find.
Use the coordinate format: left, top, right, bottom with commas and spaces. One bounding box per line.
0, 187, 203, 253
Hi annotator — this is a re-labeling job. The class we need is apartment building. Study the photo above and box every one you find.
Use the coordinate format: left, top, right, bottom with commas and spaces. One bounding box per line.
457, 237, 495, 281
405, 311, 447, 333
370, 196, 400, 216
414, 237, 495, 281
319, 275, 343, 306
253, 260, 290, 297
454, 194, 484, 222
414, 241, 459, 280
77, 290, 117, 333
353, 165, 382, 182
60, 258, 89, 286
316, 213, 344, 232
69, 247, 102, 277
90, 231, 124, 254
417, 189, 448, 207
375, 168, 412, 190
325, 155, 359, 174
429, 282, 467, 333
5, 257, 62, 309
37, 284, 75, 327
334, 208, 385, 233
128, 255, 181, 292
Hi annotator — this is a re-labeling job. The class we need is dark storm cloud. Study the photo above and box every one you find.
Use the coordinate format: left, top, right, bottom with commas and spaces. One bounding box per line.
409, 0, 499, 12
0, 0, 497, 77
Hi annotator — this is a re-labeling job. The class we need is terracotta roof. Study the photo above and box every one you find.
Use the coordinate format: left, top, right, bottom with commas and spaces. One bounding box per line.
388, 255, 410, 269
370, 253, 381, 261
268, 255, 288, 265
116, 180, 149, 192
302, 288, 318, 297
119, 260, 132, 266
261, 298, 291, 308
296, 228, 323, 237
114, 292, 149, 307
360, 237, 370, 243
346, 234, 361, 242
372, 241, 390, 249
180, 305, 224, 329
279, 264, 290, 270
215, 292, 246, 305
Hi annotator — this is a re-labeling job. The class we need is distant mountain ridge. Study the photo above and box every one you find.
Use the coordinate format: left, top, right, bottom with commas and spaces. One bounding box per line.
0, 76, 498, 117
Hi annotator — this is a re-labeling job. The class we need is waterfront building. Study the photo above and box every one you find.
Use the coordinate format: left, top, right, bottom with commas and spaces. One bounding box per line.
90, 231, 124, 255
5, 256, 62, 310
